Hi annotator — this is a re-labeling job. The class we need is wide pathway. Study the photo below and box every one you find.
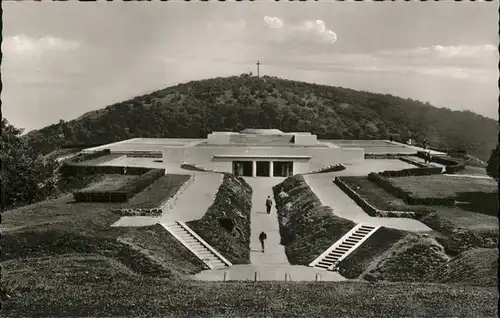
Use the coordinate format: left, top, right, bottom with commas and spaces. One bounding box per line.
192, 177, 345, 281
303, 174, 432, 232
244, 177, 289, 266
159, 173, 223, 223
192, 264, 347, 281
111, 173, 223, 227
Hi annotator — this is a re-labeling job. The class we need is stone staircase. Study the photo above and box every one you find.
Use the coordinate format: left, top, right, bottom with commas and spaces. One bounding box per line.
161, 221, 232, 270
309, 224, 380, 271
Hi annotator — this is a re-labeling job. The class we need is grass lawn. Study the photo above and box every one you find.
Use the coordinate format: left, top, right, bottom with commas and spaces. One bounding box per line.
341, 176, 430, 213
126, 174, 191, 209
80, 174, 138, 192
388, 175, 497, 199
1, 256, 498, 317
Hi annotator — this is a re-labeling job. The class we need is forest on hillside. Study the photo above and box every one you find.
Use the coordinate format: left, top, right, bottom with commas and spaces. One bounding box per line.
24, 75, 498, 160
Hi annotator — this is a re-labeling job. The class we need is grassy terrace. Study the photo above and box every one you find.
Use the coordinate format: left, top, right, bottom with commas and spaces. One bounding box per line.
388, 174, 497, 199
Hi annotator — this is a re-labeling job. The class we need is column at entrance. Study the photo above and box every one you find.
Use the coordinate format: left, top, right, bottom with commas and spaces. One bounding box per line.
252, 161, 257, 177
269, 161, 274, 177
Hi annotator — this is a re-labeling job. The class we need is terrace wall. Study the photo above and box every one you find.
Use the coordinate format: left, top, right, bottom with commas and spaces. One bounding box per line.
163, 145, 357, 174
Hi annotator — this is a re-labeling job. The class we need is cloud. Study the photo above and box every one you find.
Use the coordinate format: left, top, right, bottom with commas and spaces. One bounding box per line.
2, 34, 81, 55
263, 16, 338, 45
375, 44, 497, 60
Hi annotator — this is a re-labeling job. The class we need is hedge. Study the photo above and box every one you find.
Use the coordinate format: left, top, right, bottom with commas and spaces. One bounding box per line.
61, 165, 152, 177
379, 167, 443, 178
73, 169, 165, 203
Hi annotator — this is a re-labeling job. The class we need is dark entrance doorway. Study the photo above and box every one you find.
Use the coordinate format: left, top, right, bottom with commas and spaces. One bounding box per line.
273, 161, 293, 177
233, 161, 253, 176
256, 161, 270, 177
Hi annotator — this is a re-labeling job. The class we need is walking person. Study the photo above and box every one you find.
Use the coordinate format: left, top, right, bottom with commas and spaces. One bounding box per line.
259, 232, 267, 253
265, 196, 273, 214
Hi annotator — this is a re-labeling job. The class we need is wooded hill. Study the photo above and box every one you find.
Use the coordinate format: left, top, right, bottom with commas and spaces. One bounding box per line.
25, 75, 498, 160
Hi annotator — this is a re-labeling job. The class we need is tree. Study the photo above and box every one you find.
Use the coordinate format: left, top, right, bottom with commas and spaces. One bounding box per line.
0, 118, 59, 210
486, 145, 499, 180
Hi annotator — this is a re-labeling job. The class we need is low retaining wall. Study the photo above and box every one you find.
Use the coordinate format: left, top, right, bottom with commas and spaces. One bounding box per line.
416, 151, 465, 174
306, 163, 346, 174
398, 156, 429, 168
125, 152, 162, 158
65, 149, 111, 164
334, 177, 418, 219
365, 153, 416, 159
112, 208, 163, 217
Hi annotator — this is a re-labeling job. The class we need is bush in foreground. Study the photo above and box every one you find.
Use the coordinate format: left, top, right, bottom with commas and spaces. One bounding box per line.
273, 175, 356, 265
187, 173, 252, 264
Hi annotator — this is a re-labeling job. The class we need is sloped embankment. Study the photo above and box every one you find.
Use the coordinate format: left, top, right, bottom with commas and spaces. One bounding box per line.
272, 175, 356, 265
187, 174, 252, 264
337, 227, 407, 279
420, 210, 498, 256
359, 233, 450, 282
425, 248, 498, 287
1, 224, 206, 280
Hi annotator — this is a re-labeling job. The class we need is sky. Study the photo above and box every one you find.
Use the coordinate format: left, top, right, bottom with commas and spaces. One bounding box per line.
2, 1, 499, 132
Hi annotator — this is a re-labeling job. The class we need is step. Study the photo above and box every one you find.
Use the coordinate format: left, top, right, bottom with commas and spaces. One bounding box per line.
335, 247, 350, 251
193, 247, 210, 253
355, 229, 371, 234
315, 264, 330, 269
329, 252, 344, 257
344, 239, 360, 244
178, 234, 194, 242
339, 242, 356, 247
319, 259, 334, 264
324, 256, 340, 262
360, 225, 375, 229
350, 234, 365, 238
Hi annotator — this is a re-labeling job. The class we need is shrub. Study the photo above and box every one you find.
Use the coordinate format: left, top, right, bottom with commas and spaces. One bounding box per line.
379, 167, 443, 177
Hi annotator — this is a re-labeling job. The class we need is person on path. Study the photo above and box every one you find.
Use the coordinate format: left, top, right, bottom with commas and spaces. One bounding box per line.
259, 231, 267, 253
265, 196, 273, 214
